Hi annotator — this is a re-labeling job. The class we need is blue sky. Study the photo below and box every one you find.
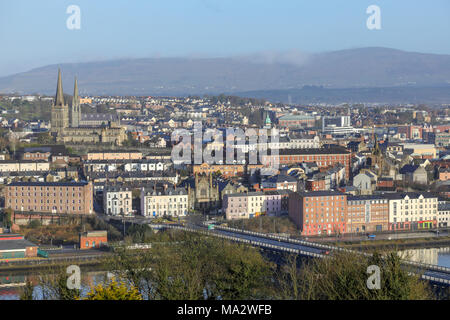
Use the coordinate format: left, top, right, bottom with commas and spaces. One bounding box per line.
0, 0, 449, 76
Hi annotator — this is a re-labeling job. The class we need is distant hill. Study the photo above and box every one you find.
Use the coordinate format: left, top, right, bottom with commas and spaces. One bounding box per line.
1, 47, 450, 102
234, 85, 450, 104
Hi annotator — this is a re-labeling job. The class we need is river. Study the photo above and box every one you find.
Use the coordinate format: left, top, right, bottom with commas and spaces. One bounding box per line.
1, 247, 450, 300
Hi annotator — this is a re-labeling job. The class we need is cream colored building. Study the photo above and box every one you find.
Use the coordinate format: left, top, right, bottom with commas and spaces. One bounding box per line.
141, 187, 188, 217
103, 186, 133, 216
400, 143, 437, 159
0, 161, 49, 172
387, 193, 438, 230
247, 192, 266, 217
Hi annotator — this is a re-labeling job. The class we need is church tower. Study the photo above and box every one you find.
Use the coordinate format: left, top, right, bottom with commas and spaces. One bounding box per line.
51, 69, 69, 137
70, 77, 81, 128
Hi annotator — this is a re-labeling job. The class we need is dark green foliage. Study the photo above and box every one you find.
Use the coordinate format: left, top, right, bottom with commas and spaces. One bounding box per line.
107, 232, 272, 300
19, 281, 35, 300
275, 251, 434, 300
125, 224, 154, 243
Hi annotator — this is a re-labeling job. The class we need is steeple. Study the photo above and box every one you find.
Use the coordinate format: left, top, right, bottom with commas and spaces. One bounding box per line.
73, 76, 79, 106
70, 76, 81, 128
55, 68, 65, 106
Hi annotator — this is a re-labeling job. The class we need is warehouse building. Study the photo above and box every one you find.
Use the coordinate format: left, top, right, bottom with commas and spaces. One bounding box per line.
0, 233, 38, 259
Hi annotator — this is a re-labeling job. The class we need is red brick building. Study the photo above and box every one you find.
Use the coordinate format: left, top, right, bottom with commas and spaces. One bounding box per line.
4, 181, 94, 215
347, 195, 389, 233
305, 178, 326, 191
79, 231, 107, 250
289, 191, 348, 236
263, 148, 352, 180
377, 177, 394, 189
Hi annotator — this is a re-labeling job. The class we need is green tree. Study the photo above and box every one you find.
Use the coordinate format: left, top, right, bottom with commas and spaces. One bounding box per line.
19, 280, 35, 300
2, 208, 13, 228
107, 232, 272, 300
276, 251, 434, 300
37, 132, 53, 144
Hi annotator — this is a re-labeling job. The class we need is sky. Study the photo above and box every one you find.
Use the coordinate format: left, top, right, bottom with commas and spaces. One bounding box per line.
0, 0, 449, 76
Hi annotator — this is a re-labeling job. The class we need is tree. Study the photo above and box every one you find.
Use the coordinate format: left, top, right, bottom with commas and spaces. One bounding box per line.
37, 132, 53, 145
2, 208, 13, 228
20, 280, 35, 300
106, 232, 272, 300
275, 251, 434, 300
83, 280, 143, 300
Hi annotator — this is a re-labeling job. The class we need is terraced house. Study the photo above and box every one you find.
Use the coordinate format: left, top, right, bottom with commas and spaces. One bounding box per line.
385, 193, 438, 231
140, 187, 188, 217
103, 186, 133, 216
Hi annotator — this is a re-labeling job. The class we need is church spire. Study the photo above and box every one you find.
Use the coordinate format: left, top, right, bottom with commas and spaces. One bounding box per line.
55, 68, 65, 106
73, 76, 79, 105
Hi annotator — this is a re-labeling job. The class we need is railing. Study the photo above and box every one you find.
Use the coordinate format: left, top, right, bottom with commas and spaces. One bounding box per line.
166, 224, 326, 259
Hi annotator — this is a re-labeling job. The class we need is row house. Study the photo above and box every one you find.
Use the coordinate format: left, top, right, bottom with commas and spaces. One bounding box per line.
438, 201, 450, 228
0, 161, 49, 172
385, 193, 438, 231
223, 190, 293, 220
84, 150, 143, 161
103, 186, 133, 216
140, 187, 188, 218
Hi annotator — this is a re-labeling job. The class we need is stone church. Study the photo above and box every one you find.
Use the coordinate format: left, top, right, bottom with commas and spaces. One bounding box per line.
50, 69, 127, 146
187, 173, 220, 213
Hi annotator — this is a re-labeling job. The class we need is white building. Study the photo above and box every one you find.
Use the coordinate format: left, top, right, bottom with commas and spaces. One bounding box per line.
387, 193, 438, 230
322, 116, 354, 135
140, 187, 188, 218
103, 186, 133, 216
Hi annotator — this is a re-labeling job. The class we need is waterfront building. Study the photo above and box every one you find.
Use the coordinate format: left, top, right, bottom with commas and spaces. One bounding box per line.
288, 191, 348, 236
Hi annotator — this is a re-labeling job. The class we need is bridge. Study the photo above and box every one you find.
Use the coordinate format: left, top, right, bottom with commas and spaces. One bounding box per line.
163, 223, 450, 286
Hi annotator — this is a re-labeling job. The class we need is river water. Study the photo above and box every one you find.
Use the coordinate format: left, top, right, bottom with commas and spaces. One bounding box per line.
1, 247, 450, 300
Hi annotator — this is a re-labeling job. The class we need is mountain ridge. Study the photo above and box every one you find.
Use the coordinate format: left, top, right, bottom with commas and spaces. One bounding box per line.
1, 47, 449, 99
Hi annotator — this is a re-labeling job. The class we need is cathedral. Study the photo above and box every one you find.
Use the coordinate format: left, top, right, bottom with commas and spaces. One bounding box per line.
50, 69, 127, 145
187, 173, 220, 213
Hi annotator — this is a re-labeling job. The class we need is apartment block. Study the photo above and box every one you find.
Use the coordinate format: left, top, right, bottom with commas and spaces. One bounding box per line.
386, 193, 438, 231
289, 191, 348, 236
347, 195, 389, 233
4, 181, 94, 215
